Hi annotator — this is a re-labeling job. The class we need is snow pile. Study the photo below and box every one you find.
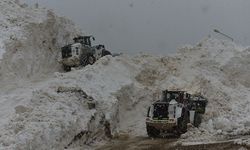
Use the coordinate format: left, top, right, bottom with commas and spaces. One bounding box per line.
0, 0, 80, 85
0, 0, 45, 60
1, 1, 250, 149
1, 35, 250, 149
176, 39, 250, 143
0, 55, 142, 149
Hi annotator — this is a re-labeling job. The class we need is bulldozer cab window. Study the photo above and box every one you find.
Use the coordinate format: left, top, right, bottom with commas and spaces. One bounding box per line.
84, 37, 92, 46
166, 93, 170, 99
153, 103, 168, 119
61, 45, 72, 58
76, 47, 79, 55
166, 93, 179, 101
171, 93, 178, 100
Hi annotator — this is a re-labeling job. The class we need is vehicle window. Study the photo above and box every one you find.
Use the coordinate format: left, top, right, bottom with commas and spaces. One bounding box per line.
76, 47, 79, 55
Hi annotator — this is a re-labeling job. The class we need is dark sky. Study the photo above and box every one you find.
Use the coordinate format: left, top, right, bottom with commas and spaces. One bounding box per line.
24, 0, 250, 54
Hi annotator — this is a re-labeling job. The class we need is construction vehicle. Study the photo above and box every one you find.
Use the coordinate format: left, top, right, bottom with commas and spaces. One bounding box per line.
61, 36, 111, 71
146, 90, 207, 137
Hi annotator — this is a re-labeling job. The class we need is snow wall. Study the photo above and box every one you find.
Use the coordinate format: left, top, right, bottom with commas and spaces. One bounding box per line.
0, 0, 80, 85
1, 0, 250, 149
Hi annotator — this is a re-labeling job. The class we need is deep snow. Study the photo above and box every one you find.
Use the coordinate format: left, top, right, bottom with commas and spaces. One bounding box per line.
1, 0, 250, 149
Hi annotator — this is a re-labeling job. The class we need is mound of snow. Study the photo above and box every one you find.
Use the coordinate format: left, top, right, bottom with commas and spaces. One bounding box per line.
1, 1, 250, 149
0, 0, 81, 85
1, 35, 250, 149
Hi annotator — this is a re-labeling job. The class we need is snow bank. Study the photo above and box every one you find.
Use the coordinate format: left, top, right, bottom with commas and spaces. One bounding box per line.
1, 36, 250, 149
0, 0, 80, 85
1, 35, 250, 149
1, 0, 250, 149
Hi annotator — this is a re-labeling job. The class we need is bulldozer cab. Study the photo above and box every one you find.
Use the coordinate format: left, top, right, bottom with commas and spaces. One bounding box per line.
73, 36, 95, 47
162, 90, 191, 103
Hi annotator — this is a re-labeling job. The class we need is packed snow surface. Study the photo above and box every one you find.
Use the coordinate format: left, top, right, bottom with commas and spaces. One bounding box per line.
1, 0, 250, 149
